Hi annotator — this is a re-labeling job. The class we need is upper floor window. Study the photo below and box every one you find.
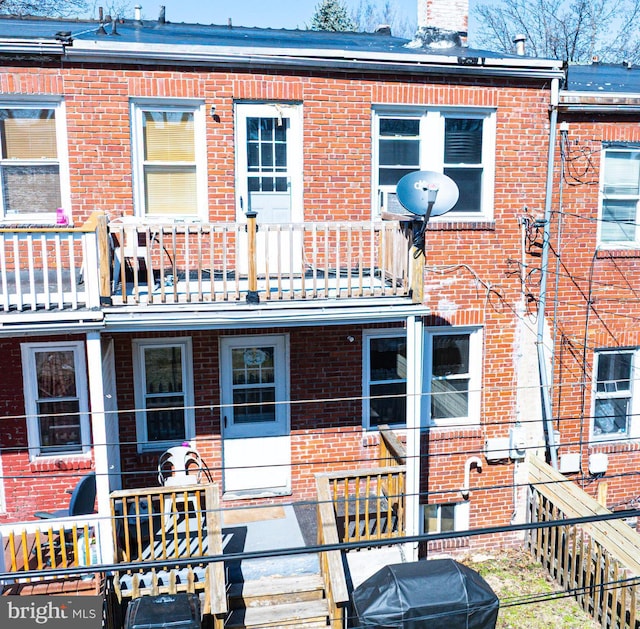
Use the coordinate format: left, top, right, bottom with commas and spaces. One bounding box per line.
133, 337, 195, 452
423, 329, 482, 427
0, 103, 69, 222
599, 145, 640, 246
363, 330, 407, 429
373, 108, 495, 220
131, 101, 207, 219
21, 341, 89, 457
593, 349, 639, 440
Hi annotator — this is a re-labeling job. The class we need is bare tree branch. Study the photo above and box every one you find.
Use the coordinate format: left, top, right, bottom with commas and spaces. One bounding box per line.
473, 0, 640, 63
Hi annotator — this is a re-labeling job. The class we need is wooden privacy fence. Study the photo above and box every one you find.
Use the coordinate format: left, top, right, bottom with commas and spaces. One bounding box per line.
527, 454, 640, 629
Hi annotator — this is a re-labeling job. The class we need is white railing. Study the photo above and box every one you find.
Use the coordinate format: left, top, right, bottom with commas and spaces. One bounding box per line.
0, 226, 100, 312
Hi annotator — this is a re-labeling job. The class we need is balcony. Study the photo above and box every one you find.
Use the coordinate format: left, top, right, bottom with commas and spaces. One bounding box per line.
0, 214, 413, 316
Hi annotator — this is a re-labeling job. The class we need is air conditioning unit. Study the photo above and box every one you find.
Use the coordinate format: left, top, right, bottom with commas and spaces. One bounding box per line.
379, 189, 406, 215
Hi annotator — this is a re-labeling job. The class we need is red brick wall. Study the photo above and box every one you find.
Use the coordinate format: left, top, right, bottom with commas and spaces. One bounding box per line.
0, 60, 555, 536
0, 336, 94, 523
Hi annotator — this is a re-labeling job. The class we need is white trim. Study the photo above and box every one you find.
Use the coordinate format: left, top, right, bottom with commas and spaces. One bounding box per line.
591, 348, 640, 442
20, 340, 90, 459
130, 99, 208, 220
423, 327, 483, 428
362, 328, 407, 430
219, 334, 290, 439
597, 145, 640, 248
372, 106, 496, 221
421, 501, 470, 533
0, 99, 71, 223
132, 337, 195, 453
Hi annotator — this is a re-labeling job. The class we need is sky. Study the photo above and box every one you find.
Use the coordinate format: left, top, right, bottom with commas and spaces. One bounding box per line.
134, 0, 420, 30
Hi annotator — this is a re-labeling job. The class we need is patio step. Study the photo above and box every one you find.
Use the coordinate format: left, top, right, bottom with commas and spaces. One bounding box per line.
225, 573, 329, 628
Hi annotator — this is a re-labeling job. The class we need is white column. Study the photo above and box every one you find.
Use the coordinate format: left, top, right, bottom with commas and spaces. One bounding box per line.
86, 331, 114, 563
404, 315, 423, 561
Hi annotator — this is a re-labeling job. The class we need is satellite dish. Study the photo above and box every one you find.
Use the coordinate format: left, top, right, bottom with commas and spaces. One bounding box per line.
396, 171, 459, 218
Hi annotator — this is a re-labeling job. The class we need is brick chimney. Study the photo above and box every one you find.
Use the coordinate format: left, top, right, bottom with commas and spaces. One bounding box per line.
417, 0, 468, 38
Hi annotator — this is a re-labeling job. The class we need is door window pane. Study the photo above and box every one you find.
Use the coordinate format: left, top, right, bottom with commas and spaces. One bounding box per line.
231, 347, 277, 424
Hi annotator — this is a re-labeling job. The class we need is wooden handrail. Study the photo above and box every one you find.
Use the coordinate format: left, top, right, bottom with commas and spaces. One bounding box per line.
316, 475, 349, 628
378, 425, 407, 465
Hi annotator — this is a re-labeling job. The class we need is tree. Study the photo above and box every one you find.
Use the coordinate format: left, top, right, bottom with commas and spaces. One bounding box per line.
310, 0, 356, 32
473, 0, 640, 63
352, 0, 416, 38
0, 0, 89, 17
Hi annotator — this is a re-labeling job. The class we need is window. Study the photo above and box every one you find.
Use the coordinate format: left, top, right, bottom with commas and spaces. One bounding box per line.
0, 103, 69, 222
423, 329, 482, 427
373, 108, 495, 219
133, 338, 195, 452
21, 342, 89, 457
363, 331, 407, 428
131, 101, 206, 219
421, 502, 470, 534
599, 146, 640, 245
593, 350, 639, 439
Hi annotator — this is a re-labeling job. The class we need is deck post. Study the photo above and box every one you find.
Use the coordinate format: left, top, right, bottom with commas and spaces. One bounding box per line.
246, 210, 259, 304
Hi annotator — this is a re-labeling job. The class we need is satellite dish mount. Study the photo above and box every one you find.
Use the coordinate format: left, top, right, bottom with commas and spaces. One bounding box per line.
395, 171, 459, 254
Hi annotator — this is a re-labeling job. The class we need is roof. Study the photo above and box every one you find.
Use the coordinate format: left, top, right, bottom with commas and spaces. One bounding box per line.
561, 63, 640, 111
0, 16, 563, 79
566, 62, 640, 93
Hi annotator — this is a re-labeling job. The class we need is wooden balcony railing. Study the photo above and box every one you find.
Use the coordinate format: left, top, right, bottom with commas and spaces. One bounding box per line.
0, 215, 412, 313
109, 483, 226, 626
378, 424, 407, 466
0, 515, 103, 585
107, 219, 411, 305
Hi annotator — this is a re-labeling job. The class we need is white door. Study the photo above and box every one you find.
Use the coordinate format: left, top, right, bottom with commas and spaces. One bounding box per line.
220, 335, 291, 494
102, 338, 122, 491
236, 103, 303, 274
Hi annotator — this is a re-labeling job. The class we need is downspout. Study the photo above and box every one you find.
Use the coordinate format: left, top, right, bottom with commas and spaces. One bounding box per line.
537, 77, 559, 469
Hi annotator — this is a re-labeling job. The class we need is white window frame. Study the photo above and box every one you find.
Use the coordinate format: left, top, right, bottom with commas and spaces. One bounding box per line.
591, 348, 640, 442
21, 341, 90, 459
133, 337, 195, 453
598, 144, 640, 247
0, 99, 70, 224
130, 99, 207, 220
420, 502, 470, 534
363, 329, 407, 430
234, 102, 304, 222
423, 328, 482, 428
372, 106, 496, 221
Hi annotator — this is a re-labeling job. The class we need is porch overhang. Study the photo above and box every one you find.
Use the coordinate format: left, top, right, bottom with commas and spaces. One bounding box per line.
101, 300, 430, 332
0, 311, 104, 337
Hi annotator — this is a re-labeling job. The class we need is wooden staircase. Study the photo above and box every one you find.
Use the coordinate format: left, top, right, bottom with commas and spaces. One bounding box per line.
225, 572, 331, 628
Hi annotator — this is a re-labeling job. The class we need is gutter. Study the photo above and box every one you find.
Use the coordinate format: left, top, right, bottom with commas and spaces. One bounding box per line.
64, 40, 564, 80
0, 38, 65, 55
537, 77, 559, 469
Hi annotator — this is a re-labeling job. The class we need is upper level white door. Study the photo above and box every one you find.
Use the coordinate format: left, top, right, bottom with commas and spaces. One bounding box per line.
235, 103, 303, 273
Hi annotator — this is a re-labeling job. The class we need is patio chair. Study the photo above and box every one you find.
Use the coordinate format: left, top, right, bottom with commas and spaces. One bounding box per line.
34, 472, 97, 519
157, 445, 208, 487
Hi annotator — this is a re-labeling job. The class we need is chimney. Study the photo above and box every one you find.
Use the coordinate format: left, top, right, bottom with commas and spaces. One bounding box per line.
134, 5, 142, 24
513, 34, 526, 56
417, 0, 468, 38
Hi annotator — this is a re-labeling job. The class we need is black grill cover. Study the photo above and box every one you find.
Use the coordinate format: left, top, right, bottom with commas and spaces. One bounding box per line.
351, 559, 499, 629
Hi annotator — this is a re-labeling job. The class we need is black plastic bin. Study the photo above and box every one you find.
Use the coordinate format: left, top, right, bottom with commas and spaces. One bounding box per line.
351, 559, 499, 628
124, 593, 201, 629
